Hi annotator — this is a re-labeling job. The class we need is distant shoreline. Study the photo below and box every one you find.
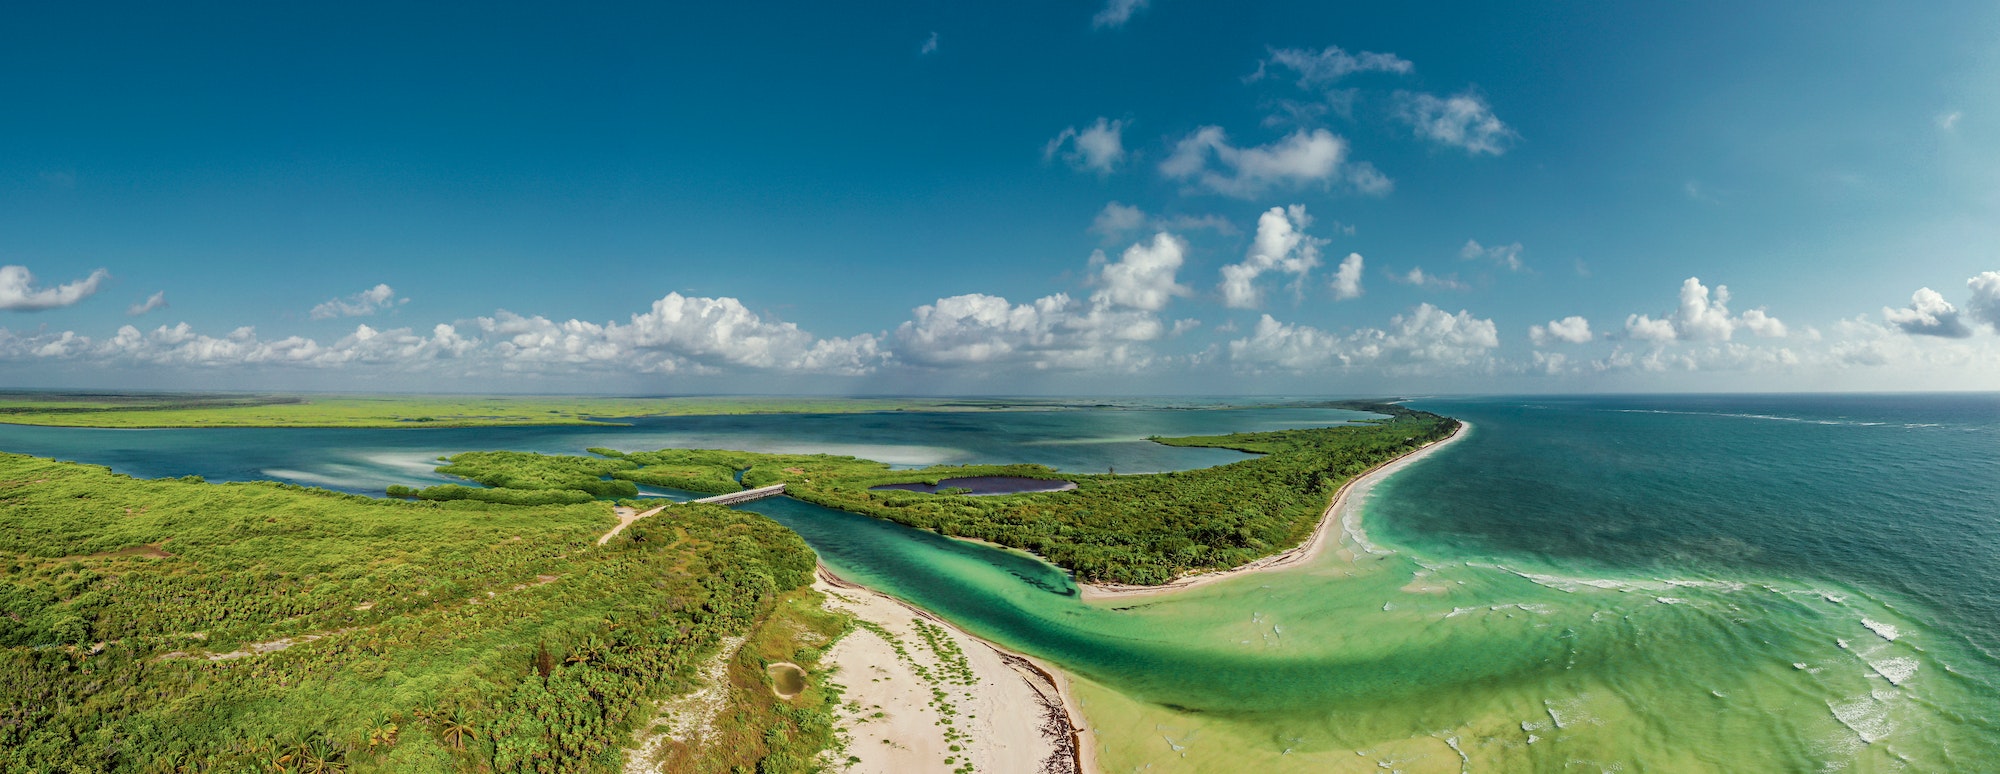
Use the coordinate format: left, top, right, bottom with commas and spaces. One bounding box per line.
0, 393, 1348, 430
1077, 419, 1468, 601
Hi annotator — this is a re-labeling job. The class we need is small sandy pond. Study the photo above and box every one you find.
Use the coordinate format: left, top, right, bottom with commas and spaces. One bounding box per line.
767, 662, 808, 699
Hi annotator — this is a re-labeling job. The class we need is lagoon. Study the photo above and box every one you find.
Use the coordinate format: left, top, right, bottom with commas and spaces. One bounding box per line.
3, 396, 1997, 770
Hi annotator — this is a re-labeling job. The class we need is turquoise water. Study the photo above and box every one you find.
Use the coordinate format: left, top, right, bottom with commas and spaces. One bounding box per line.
4, 396, 1998, 770
745, 395, 2000, 770
1376, 395, 2000, 655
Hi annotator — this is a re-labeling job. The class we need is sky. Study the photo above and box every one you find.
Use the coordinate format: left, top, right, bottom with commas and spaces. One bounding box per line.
3, 1, 1999, 395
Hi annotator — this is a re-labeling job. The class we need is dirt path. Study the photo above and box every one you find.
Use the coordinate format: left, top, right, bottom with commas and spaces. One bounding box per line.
599, 503, 669, 545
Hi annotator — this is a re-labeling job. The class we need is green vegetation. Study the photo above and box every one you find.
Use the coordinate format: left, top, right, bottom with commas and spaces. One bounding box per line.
771, 407, 1458, 584
430, 405, 1460, 585
387, 449, 766, 503
648, 590, 850, 773
592, 448, 764, 495
0, 452, 831, 773
387, 451, 642, 503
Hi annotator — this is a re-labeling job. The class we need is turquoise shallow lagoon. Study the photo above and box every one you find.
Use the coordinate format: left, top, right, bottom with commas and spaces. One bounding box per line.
4, 396, 1996, 770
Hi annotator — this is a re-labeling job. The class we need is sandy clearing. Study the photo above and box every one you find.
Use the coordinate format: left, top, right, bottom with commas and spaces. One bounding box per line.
625, 635, 747, 774
599, 503, 669, 545
1078, 421, 1468, 601
817, 569, 1086, 774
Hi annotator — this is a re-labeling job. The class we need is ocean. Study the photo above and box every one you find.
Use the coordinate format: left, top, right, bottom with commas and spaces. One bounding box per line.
4, 394, 1994, 771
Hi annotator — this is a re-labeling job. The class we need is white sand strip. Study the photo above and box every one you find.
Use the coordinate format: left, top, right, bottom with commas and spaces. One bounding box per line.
818, 569, 1088, 774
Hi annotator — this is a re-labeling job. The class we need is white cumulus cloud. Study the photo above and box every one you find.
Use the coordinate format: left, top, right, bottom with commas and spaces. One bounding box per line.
1460, 239, 1525, 271
1880, 286, 1976, 338
617, 293, 830, 369
1228, 304, 1498, 372
1624, 315, 1679, 344
1530, 316, 1593, 346
895, 234, 1192, 371
1089, 202, 1237, 241
894, 292, 1159, 371
485, 292, 887, 375
1738, 308, 1788, 338
1092, 0, 1148, 28
1090, 202, 1147, 239
1624, 277, 1784, 343
1160, 127, 1387, 198
126, 291, 168, 317
83, 320, 475, 370
0, 265, 110, 311
310, 283, 404, 320
1046, 118, 1128, 174
1966, 271, 2000, 329
1330, 252, 1364, 301
1093, 232, 1192, 311
1394, 267, 1468, 291
3, 289, 884, 378
1248, 45, 1413, 87
1219, 205, 1325, 308
1395, 90, 1515, 155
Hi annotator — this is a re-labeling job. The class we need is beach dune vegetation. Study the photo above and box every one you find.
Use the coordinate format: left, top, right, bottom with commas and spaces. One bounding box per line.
0, 452, 831, 773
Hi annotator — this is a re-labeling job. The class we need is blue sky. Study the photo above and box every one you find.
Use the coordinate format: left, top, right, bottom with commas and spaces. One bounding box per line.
3, 1, 1998, 394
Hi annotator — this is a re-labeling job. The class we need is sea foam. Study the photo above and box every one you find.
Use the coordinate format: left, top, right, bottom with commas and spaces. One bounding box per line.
1828, 691, 1896, 744
1869, 657, 1919, 687
1860, 619, 1900, 642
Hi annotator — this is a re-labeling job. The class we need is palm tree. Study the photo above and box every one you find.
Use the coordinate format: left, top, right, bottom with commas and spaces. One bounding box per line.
366, 720, 399, 748
565, 637, 605, 665
439, 713, 478, 750
293, 736, 345, 774
163, 748, 207, 774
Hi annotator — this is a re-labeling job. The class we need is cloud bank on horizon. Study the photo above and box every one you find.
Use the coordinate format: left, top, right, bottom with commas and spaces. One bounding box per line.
10, 247, 2000, 391
2, 1, 1997, 393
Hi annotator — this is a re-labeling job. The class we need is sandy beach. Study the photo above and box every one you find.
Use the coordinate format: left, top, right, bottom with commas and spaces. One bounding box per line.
1078, 420, 1468, 601
817, 569, 1090, 774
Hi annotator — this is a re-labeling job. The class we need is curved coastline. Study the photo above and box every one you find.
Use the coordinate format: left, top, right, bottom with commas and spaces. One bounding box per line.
1077, 419, 1468, 601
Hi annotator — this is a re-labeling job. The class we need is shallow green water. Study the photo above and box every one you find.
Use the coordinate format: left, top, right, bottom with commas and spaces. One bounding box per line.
740, 397, 2000, 772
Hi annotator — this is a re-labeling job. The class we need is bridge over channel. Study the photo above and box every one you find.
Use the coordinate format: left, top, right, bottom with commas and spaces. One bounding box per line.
689, 483, 786, 506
